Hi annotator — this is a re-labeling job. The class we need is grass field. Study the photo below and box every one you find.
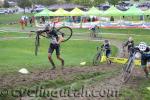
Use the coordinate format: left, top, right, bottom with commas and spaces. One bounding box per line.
0, 13, 34, 24
0, 38, 117, 74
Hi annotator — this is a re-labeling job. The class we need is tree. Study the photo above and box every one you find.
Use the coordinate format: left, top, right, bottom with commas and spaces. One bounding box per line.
33, 0, 57, 5
108, 0, 121, 6
93, 0, 106, 6
57, 0, 66, 4
3, 0, 10, 8
17, 0, 32, 13
67, 0, 106, 6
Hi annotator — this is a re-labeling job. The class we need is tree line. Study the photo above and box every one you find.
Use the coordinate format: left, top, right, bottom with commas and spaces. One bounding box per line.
3, 0, 123, 13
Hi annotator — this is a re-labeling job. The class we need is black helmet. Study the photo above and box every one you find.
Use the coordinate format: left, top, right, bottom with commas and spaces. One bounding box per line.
45, 23, 50, 30
104, 39, 109, 43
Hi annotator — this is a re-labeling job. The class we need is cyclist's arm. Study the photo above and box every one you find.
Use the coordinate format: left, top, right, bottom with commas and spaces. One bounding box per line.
123, 41, 128, 47
131, 41, 134, 47
101, 44, 105, 51
58, 35, 64, 44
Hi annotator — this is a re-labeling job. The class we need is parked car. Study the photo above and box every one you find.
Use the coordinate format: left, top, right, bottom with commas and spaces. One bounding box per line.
0, 10, 5, 14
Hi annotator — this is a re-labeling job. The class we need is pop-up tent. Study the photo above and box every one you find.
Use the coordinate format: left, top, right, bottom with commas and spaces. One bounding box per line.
69, 7, 85, 16
124, 5, 144, 16
86, 7, 103, 16
35, 8, 53, 16
144, 9, 150, 15
103, 6, 123, 16
53, 8, 70, 16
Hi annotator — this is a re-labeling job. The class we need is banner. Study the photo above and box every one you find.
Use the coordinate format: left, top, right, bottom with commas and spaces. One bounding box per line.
100, 56, 141, 66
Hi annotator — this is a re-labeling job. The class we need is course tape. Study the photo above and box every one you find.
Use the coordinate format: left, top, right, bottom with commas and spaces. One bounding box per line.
101, 56, 141, 66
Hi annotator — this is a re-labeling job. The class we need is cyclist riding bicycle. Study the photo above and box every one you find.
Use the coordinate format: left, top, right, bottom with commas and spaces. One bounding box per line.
89, 25, 98, 38
123, 37, 134, 54
43, 23, 64, 70
138, 42, 150, 78
101, 40, 112, 64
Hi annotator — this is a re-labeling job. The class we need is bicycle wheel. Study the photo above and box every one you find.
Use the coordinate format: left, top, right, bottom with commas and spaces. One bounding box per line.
121, 59, 134, 83
93, 52, 101, 66
56, 26, 72, 42
35, 34, 39, 56
96, 28, 102, 39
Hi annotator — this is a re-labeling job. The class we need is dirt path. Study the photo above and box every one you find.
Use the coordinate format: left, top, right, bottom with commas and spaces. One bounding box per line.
0, 64, 120, 89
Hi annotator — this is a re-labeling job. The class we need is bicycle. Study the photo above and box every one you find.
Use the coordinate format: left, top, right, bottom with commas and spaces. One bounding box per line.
89, 26, 102, 39
121, 47, 139, 83
93, 47, 111, 66
31, 23, 73, 56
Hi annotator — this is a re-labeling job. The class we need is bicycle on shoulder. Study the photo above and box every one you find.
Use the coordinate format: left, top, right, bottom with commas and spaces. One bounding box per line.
121, 46, 140, 83
31, 22, 73, 56
122, 37, 134, 57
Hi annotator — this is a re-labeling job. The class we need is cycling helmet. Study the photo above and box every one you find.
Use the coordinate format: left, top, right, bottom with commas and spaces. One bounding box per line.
104, 40, 109, 44
128, 37, 133, 41
44, 23, 50, 30
138, 42, 147, 51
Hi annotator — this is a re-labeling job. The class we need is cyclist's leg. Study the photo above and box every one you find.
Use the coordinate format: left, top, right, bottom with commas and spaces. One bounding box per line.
127, 47, 131, 56
48, 44, 56, 69
106, 50, 112, 64
91, 31, 94, 38
147, 61, 150, 72
56, 45, 64, 69
141, 57, 149, 77
93, 30, 96, 38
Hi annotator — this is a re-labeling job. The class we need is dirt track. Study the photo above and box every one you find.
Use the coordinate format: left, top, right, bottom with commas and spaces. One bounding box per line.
0, 64, 120, 89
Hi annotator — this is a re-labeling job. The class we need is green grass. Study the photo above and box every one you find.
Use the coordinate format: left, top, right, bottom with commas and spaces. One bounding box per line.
120, 79, 150, 100
0, 38, 117, 74
102, 33, 150, 45
72, 28, 150, 35
0, 13, 34, 24
0, 32, 27, 37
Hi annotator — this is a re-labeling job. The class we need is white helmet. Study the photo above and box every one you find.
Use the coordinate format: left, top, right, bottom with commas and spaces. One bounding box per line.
138, 42, 147, 51
128, 37, 133, 41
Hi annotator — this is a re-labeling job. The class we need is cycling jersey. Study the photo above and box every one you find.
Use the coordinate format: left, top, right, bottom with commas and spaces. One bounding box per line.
141, 47, 150, 67
47, 30, 60, 55
47, 30, 59, 44
101, 43, 111, 51
141, 47, 150, 59
124, 40, 134, 52
101, 43, 111, 57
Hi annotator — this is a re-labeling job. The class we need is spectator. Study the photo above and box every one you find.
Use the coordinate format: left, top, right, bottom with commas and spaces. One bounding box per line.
24, 16, 28, 26
40, 16, 45, 24
29, 17, 33, 27
92, 17, 95, 22
140, 15, 144, 21
110, 16, 114, 22
19, 16, 25, 30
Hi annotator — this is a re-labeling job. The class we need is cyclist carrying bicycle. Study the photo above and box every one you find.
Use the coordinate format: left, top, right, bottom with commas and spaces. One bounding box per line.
101, 40, 112, 64
123, 37, 134, 54
138, 42, 150, 78
43, 23, 65, 70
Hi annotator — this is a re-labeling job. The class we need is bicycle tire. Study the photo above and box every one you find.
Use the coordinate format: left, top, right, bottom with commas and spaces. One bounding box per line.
56, 26, 72, 42
35, 34, 39, 56
121, 59, 134, 83
93, 52, 101, 66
